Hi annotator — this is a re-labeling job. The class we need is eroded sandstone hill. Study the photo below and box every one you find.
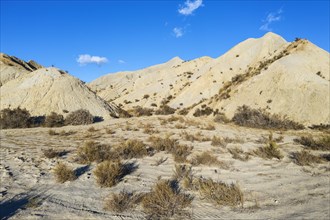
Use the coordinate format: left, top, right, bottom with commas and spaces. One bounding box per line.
89, 32, 330, 125
0, 56, 121, 119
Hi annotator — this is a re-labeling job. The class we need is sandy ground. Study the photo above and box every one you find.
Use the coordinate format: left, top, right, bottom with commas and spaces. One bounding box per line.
0, 115, 329, 219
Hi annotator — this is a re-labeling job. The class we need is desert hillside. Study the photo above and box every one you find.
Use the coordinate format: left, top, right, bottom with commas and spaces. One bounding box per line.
89, 32, 330, 126
0, 58, 121, 119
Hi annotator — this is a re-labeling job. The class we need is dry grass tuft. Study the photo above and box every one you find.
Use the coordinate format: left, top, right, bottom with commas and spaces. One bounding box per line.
43, 148, 67, 159
77, 141, 112, 163
94, 160, 124, 187
142, 179, 193, 219
228, 147, 250, 161
87, 126, 97, 132
191, 152, 224, 167
173, 145, 193, 163
211, 136, 228, 148
254, 141, 283, 160
294, 135, 330, 151
290, 150, 324, 166
104, 190, 143, 212
196, 178, 243, 207
115, 139, 148, 159
149, 136, 178, 152
173, 165, 194, 189
53, 162, 76, 183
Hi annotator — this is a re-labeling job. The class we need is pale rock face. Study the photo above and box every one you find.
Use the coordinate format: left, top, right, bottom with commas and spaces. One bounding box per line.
0, 53, 43, 86
0, 67, 121, 119
89, 32, 330, 126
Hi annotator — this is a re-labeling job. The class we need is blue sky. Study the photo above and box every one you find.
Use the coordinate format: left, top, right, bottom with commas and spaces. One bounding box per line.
1, 0, 329, 82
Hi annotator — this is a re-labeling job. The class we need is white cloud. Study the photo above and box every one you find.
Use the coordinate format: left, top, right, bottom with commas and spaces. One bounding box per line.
178, 0, 203, 16
173, 27, 184, 38
77, 54, 108, 65
118, 59, 126, 64
260, 9, 283, 31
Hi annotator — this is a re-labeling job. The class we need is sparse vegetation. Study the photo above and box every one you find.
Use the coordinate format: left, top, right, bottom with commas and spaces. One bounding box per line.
195, 178, 243, 207
104, 190, 143, 212
211, 136, 228, 148
0, 107, 31, 129
191, 152, 223, 166
193, 107, 213, 117
142, 179, 193, 219
232, 105, 304, 130
44, 112, 64, 127
254, 141, 283, 160
290, 150, 324, 166
53, 162, 77, 183
43, 148, 67, 159
128, 106, 153, 117
155, 105, 176, 115
77, 141, 112, 163
228, 147, 250, 161
65, 109, 94, 125
94, 160, 124, 187
213, 113, 230, 123
294, 135, 330, 151
114, 139, 148, 159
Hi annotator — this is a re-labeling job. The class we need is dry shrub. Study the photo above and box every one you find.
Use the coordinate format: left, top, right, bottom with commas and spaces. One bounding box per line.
0, 107, 31, 129
181, 131, 210, 142
104, 190, 143, 212
191, 152, 222, 166
142, 123, 157, 134
178, 108, 189, 115
173, 165, 194, 189
87, 126, 97, 132
94, 160, 124, 187
43, 148, 67, 159
193, 107, 213, 117
290, 150, 324, 166
48, 129, 58, 135
150, 137, 178, 152
149, 137, 192, 163
129, 106, 153, 117
196, 178, 243, 207
105, 128, 115, 134
254, 141, 283, 160
65, 109, 94, 125
77, 141, 112, 163
174, 123, 187, 129
173, 144, 193, 163
53, 162, 76, 183
167, 115, 181, 122
294, 135, 330, 151
155, 105, 176, 115
228, 147, 250, 161
211, 136, 228, 148
232, 105, 304, 130
213, 113, 230, 123
200, 124, 215, 130
44, 112, 64, 127
142, 179, 193, 219
114, 139, 148, 159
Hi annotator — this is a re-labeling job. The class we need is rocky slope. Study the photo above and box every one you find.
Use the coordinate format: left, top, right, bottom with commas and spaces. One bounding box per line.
89, 32, 330, 126
0, 53, 43, 86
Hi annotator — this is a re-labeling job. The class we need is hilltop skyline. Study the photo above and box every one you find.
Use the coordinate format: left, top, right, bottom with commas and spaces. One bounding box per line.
1, 0, 329, 82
